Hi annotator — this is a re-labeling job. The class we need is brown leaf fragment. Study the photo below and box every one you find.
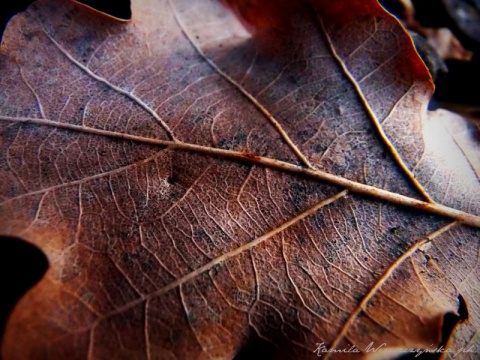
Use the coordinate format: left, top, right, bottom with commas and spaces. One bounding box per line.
0, 0, 479, 359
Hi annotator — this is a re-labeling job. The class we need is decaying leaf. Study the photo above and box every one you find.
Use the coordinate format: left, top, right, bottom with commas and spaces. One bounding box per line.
422, 27, 473, 61
0, 0, 479, 359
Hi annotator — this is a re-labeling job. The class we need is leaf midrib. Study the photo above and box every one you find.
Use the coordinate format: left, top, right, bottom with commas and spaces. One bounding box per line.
1, 115, 480, 227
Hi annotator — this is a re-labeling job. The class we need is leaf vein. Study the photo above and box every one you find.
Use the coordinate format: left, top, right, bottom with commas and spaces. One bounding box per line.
168, 0, 315, 169
324, 221, 458, 359
316, 13, 434, 203
1, 115, 480, 226
42, 30, 177, 141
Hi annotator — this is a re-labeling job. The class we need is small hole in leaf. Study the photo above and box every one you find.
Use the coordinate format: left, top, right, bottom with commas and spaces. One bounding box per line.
167, 175, 177, 185
393, 294, 469, 360
0, 236, 49, 342
455, 294, 468, 321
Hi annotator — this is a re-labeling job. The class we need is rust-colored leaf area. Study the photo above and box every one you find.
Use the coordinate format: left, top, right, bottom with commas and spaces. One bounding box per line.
0, 0, 479, 359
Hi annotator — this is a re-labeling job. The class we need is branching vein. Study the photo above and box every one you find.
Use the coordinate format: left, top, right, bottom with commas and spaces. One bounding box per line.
43, 31, 177, 141
168, 0, 315, 169
1, 115, 480, 227
315, 13, 434, 203
324, 221, 458, 359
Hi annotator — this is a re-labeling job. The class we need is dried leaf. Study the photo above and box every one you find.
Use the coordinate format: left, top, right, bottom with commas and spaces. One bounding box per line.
423, 27, 473, 61
0, 0, 479, 359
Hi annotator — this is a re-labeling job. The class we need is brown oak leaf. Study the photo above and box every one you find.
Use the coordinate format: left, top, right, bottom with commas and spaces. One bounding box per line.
0, 0, 479, 359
